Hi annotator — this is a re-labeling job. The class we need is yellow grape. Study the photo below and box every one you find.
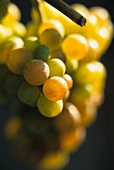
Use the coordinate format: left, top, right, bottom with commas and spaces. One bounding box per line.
73, 61, 107, 85
23, 59, 50, 86
38, 19, 65, 37
1, 36, 24, 63
38, 151, 70, 170
39, 28, 62, 51
6, 47, 33, 75
89, 6, 111, 27
62, 34, 88, 60
65, 59, 79, 74
1, 2, 21, 26
43, 76, 68, 101
37, 94, 63, 117
12, 21, 27, 38
47, 58, 66, 77
62, 74, 73, 90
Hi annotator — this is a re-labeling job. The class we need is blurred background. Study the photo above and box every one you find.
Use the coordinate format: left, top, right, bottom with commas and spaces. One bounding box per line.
0, 0, 114, 170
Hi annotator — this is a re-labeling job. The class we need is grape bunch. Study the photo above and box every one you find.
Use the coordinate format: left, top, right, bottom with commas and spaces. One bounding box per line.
0, 1, 113, 170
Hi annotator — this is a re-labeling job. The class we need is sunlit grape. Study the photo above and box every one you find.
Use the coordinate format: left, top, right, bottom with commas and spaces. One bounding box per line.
37, 94, 63, 117
73, 61, 107, 85
43, 76, 68, 101
47, 58, 66, 77
39, 28, 62, 51
62, 34, 88, 60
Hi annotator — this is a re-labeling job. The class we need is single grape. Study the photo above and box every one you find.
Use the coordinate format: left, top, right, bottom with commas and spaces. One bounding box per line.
23, 59, 50, 86
18, 82, 41, 106
73, 61, 107, 85
62, 74, 73, 90
6, 47, 33, 75
65, 59, 78, 75
62, 34, 88, 60
12, 21, 26, 38
47, 58, 66, 77
37, 94, 63, 117
39, 28, 62, 51
33, 44, 50, 61
1, 2, 21, 26
43, 76, 68, 101
38, 151, 70, 170
24, 36, 39, 52
38, 19, 65, 38
53, 102, 81, 132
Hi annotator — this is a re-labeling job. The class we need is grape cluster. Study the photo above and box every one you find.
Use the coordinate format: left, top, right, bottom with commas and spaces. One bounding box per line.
0, 1, 113, 170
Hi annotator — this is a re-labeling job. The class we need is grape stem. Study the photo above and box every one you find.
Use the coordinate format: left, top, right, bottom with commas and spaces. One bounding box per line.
44, 0, 87, 27
34, 0, 87, 26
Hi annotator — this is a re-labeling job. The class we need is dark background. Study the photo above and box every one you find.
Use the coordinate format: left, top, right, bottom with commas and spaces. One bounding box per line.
0, 0, 114, 170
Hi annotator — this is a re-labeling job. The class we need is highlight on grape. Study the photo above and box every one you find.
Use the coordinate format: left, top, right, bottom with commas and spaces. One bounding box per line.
0, 0, 113, 170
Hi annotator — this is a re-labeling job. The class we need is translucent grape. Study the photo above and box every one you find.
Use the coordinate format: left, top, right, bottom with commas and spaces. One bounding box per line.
23, 59, 50, 86
73, 61, 107, 85
33, 44, 50, 61
62, 74, 73, 90
47, 58, 66, 77
65, 59, 78, 74
18, 82, 41, 106
6, 47, 33, 75
37, 94, 63, 117
43, 76, 68, 101
62, 34, 88, 60
39, 28, 62, 51
38, 19, 65, 37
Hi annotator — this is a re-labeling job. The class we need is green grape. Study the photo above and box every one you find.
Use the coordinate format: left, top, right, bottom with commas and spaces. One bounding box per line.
33, 44, 50, 61
73, 61, 107, 85
50, 48, 66, 62
37, 94, 63, 117
23, 59, 50, 86
24, 36, 39, 52
47, 58, 66, 77
39, 28, 62, 51
6, 47, 33, 75
66, 59, 78, 75
0, 0, 8, 20
18, 82, 41, 106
